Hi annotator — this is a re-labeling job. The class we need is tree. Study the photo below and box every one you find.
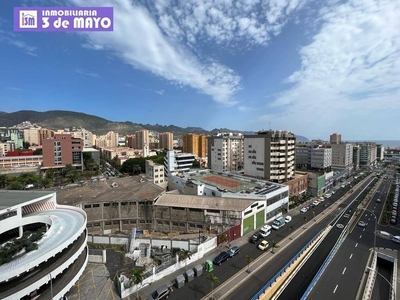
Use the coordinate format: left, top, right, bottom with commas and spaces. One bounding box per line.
131, 267, 146, 300
303, 216, 308, 223
33, 148, 42, 155
219, 233, 228, 248
178, 249, 193, 270
192, 160, 200, 168
246, 254, 253, 273
133, 164, 142, 175
64, 164, 75, 175
66, 170, 80, 183
23, 141, 30, 149
271, 240, 279, 253
0, 174, 7, 189
207, 273, 220, 299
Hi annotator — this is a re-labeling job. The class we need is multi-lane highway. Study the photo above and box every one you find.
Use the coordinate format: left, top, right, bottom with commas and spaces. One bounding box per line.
307, 173, 399, 300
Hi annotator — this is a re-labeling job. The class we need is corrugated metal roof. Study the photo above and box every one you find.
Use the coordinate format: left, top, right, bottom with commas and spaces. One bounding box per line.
154, 193, 256, 211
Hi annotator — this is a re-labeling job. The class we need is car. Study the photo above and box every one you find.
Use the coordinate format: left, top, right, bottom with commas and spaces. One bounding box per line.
391, 211, 397, 217
392, 236, 400, 243
249, 233, 262, 243
312, 200, 319, 206
285, 216, 292, 223
390, 218, 397, 225
213, 251, 230, 265
300, 207, 308, 213
393, 203, 398, 207
258, 240, 269, 251
148, 285, 173, 300
376, 199, 381, 203
358, 221, 367, 227
227, 246, 240, 257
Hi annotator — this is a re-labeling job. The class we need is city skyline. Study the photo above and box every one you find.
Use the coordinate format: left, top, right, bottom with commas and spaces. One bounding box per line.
1, 0, 399, 140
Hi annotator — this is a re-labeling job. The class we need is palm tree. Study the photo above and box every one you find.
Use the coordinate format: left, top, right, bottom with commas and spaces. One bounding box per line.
66, 170, 80, 183
219, 233, 228, 248
131, 267, 145, 300
207, 273, 220, 299
303, 216, 308, 223
246, 254, 253, 273
271, 240, 279, 253
178, 249, 193, 270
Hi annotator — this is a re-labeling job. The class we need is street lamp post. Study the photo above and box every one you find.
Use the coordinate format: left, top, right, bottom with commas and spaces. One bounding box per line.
366, 267, 396, 300
362, 208, 377, 253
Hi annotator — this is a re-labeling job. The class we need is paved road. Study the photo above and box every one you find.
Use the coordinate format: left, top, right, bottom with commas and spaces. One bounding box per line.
0, 231, 86, 299
307, 172, 400, 300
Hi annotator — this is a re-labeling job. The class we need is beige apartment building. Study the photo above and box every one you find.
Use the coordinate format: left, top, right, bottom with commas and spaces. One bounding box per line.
38, 129, 55, 145
331, 143, 353, 168
159, 132, 174, 150
145, 160, 166, 187
135, 130, 149, 149
207, 133, 244, 172
71, 129, 94, 148
330, 133, 342, 144
243, 130, 296, 182
96, 131, 119, 148
23, 129, 40, 146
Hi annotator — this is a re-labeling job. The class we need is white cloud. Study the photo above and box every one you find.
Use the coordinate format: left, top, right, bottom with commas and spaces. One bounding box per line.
238, 105, 252, 112
0, 30, 37, 54
75, 68, 100, 78
6, 87, 22, 91
258, 0, 400, 139
155, 89, 164, 95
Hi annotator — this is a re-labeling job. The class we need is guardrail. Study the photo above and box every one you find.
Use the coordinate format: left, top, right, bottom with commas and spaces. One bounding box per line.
301, 225, 348, 299
250, 229, 324, 300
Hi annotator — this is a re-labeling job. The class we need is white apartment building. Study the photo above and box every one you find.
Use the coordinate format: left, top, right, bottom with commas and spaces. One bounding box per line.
145, 160, 166, 187
296, 143, 332, 170
331, 143, 353, 168
207, 133, 244, 172
244, 130, 295, 182
164, 150, 195, 178
0, 142, 15, 157
311, 147, 332, 169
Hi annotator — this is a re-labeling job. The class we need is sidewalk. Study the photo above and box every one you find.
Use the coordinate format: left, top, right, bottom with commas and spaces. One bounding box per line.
129, 176, 370, 300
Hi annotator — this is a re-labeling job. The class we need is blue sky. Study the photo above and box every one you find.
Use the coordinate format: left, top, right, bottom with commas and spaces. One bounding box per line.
1, 0, 399, 140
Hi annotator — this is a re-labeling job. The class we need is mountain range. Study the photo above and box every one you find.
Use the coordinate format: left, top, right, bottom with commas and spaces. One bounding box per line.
0, 110, 309, 141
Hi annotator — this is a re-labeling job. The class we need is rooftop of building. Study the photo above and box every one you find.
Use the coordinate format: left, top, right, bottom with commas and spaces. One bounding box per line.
154, 192, 256, 211
55, 176, 165, 205
172, 169, 287, 196
0, 190, 55, 210
82, 148, 99, 152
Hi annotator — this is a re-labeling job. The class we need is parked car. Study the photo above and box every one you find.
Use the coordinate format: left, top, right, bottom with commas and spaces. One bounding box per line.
358, 221, 366, 227
300, 207, 308, 213
258, 240, 269, 251
249, 233, 262, 243
285, 216, 292, 223
213, 251, 230, 265
148, 285, 173, 300
376, 198, 381, 203
390, 217, 397, 225
392, 236, 400, 243
227, 246, 240, 257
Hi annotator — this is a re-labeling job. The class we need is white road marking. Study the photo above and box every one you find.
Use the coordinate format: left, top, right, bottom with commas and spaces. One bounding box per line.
333, 285, 338, 293
350, 254, 353, 259
355, 243, 358, 247
363, 228, 365, 231
360, 235, 362, 239
342, 267, 346, 275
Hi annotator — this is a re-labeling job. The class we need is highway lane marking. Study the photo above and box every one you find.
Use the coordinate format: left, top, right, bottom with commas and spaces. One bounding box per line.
333, 285, 338, 293
360, 235, 362, 239
349, 253, 353, 259
355, 243, 358, 247
363, 228, 365, 231
342, 267, 346, 275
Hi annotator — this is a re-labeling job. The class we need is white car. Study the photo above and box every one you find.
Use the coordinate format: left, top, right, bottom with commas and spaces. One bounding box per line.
300, 207, 308, 213
312, 200, 319, 206
285, 216, 292, 223
392, 236, 400, 243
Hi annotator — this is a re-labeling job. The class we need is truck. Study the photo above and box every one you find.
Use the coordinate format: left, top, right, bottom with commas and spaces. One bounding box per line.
259, 225, 272, 237
271, 217, 285, 230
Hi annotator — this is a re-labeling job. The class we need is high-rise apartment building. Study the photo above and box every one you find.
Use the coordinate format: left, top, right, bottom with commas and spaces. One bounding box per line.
96, 131, 119, 148
135, 130, 149, 149
331, 143, 353, 168
207, 133, 244, 172
244, 130, 296, 182
296, 143, 332, 170
127, 135, 137, 148
330, 133, 342, 144
38, 129, 55, 145
359, 142, 377, 166
353, 145, 360, 171
71, 129, 94, 148
42, 134, 83, 169
0, 127, 24, 149
376, 144, 384, 161
23, 129, 40, 146
183, 133, 208, 157
159, 132, 174, 150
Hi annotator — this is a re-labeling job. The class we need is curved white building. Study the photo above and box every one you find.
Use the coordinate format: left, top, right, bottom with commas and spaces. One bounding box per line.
0, 190, 88, 300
